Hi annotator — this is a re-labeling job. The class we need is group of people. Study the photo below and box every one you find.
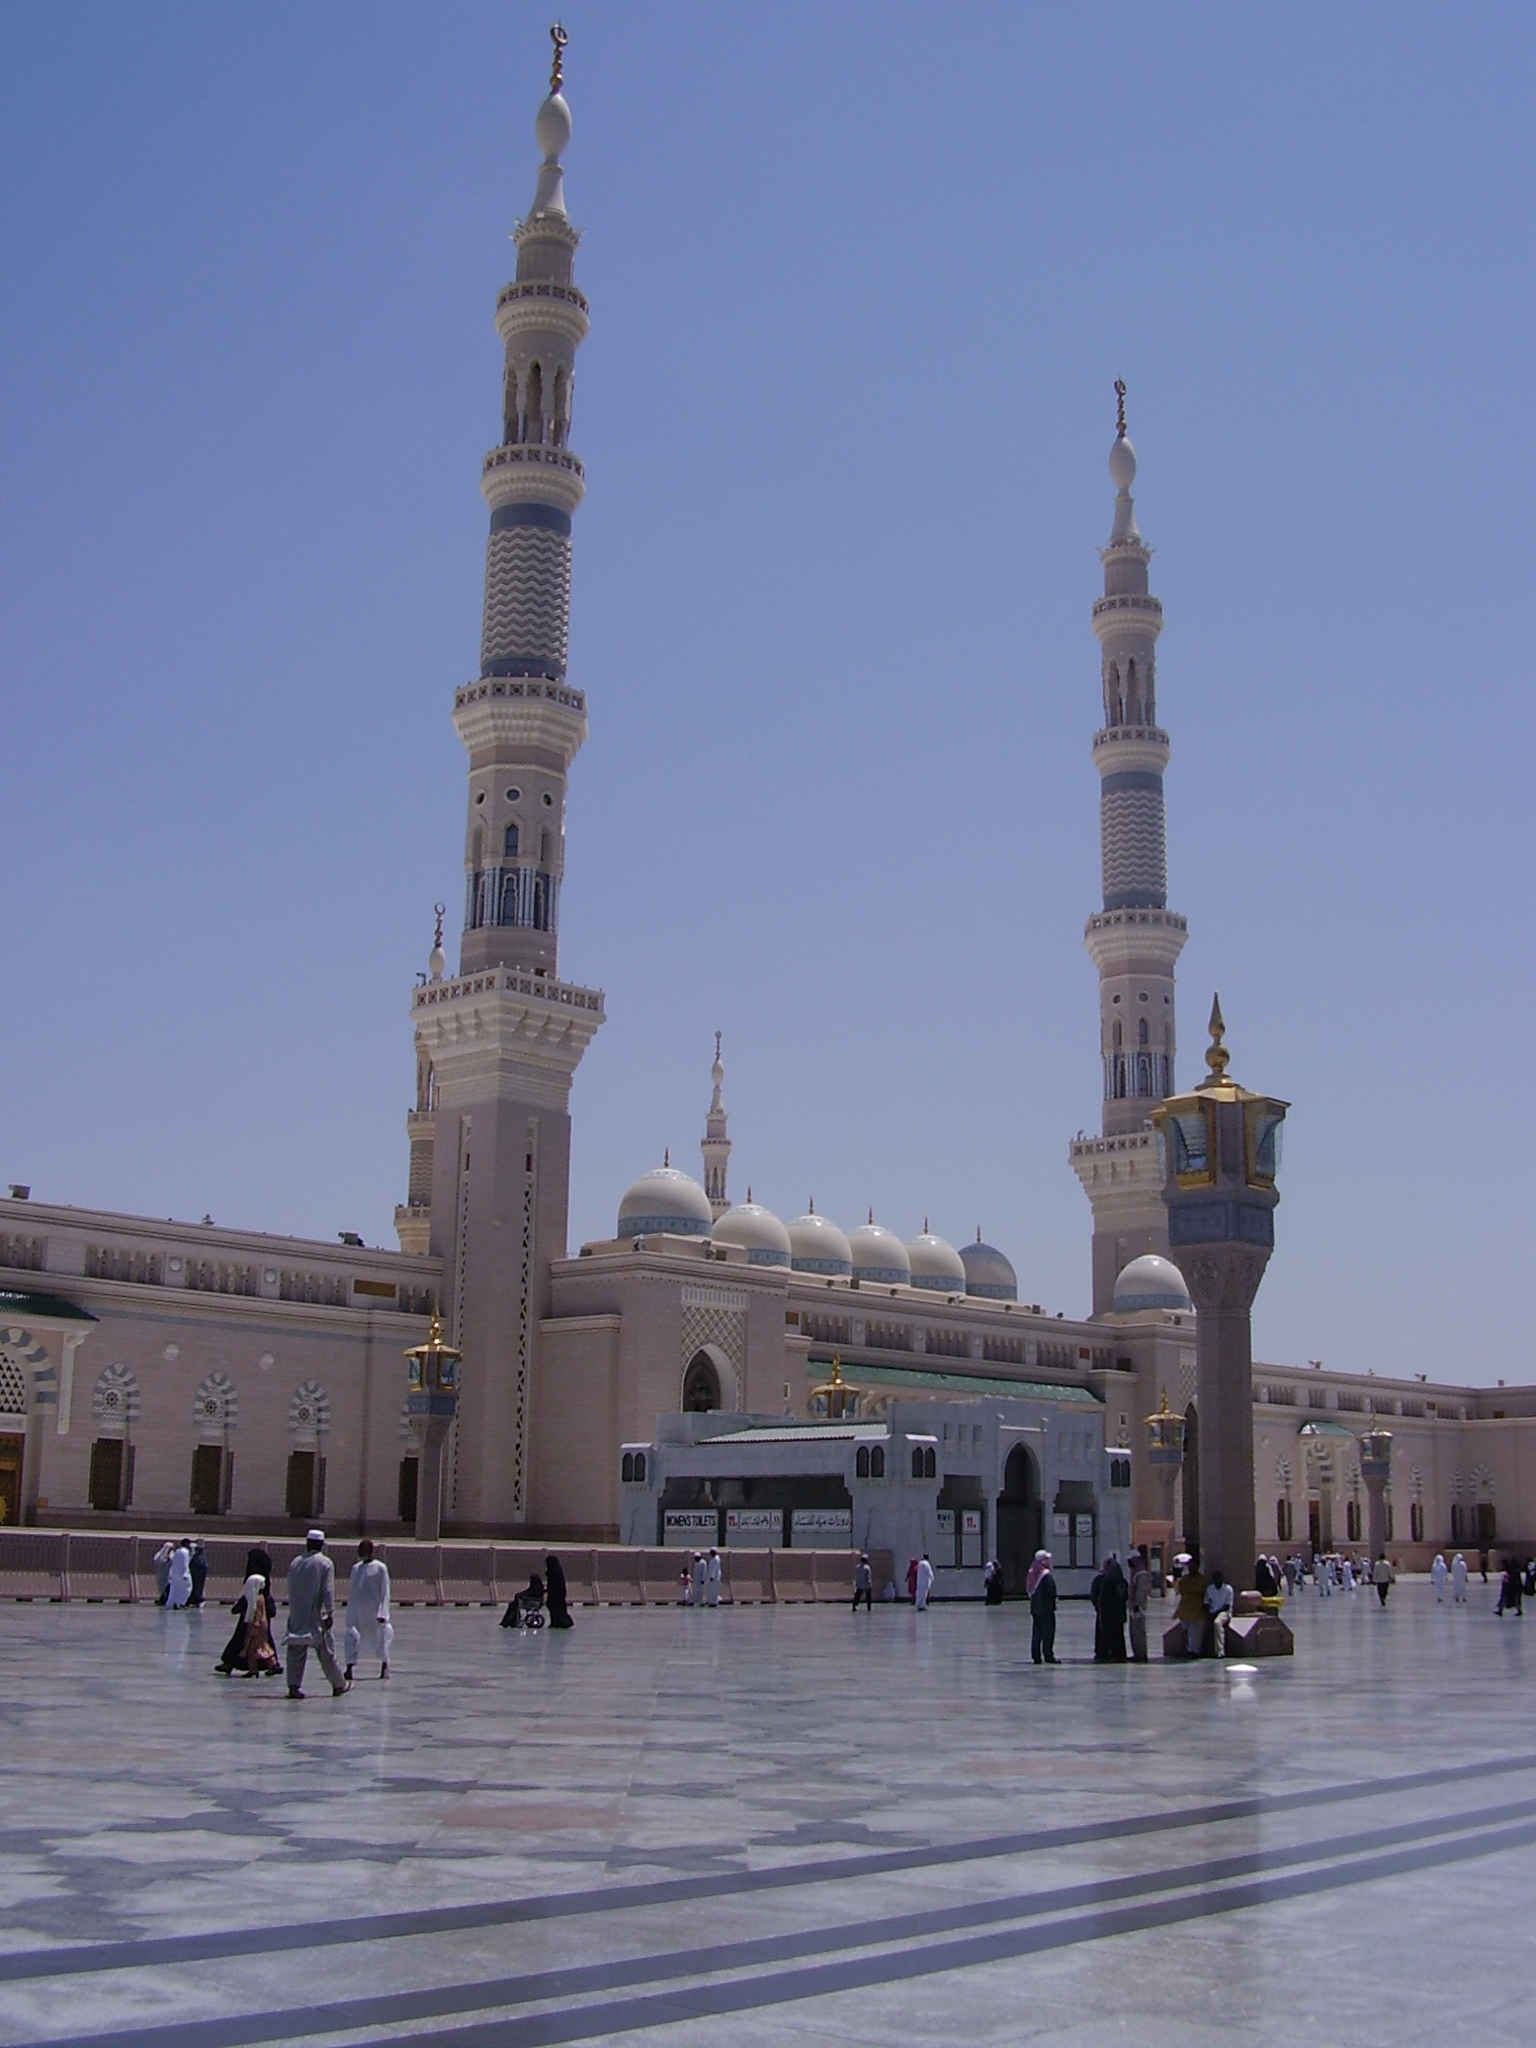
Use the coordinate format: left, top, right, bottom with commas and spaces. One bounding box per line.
1492, 1555, 1535, 1617
210, 1531, 393, 1697
152, 1538, 208, 1609
678, 1548, 723, 1607
499, 1554, 575, 1629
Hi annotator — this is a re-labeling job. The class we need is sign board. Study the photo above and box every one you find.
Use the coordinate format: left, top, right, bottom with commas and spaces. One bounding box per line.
960, 1506, 983, 1568
663, 1509, 717, 1547
790, 1508, 852, 1545
935, 1509, 956, 1537
1074, 1514, 1095, 1542
724, 1508, 780, 1548
1052, 1512, 1070, 1538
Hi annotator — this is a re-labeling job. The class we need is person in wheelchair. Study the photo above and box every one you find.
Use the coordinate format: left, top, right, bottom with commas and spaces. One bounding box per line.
500, 1571, 546, 1629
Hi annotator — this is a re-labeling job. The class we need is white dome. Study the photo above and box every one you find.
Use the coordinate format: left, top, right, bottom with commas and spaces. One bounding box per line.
905, 1226, 967, 1293
1112, 1253, 1191, 1314
534, 90, 572, 161
959, 1234, 1018, 1302
848, 1218, 911, 1285
787, 1209, 852, 1276
712, 1201, 791, 1268
617, 1164, 713, 1239
1109, 433, 1137, 491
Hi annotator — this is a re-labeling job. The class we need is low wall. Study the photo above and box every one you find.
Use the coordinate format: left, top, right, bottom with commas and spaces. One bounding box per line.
0, 1531, 874, 1605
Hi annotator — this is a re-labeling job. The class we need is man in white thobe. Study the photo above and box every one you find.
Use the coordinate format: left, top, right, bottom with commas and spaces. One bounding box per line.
1430, 1553, 1447, 1602
285, 1530, 349, 1699
690, 1552, 707, 1606
344, 1539, 393, 1682
914, 1553, 935, 1612
167, 1541, 193, 1610
705, 1548, 722, 1608
1451, 1552, 1469, 1603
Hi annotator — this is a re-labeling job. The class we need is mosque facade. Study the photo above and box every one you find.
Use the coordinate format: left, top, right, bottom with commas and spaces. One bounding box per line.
2, 43, 1533, 1574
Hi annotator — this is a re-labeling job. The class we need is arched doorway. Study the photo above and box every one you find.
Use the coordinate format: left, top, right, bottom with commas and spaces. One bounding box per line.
682, 1351, 723, 1413
996, 1442, 1042, 1595
1181, 1402, 1200, 1558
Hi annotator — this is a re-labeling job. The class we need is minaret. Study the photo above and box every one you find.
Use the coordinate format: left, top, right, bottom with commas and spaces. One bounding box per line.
1070, 384, 1188, 1314
396, 27, 605, 1531
701, 1032, 731, 1218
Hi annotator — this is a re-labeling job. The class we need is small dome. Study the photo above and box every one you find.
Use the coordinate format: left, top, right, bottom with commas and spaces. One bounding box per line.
618, 1163, 713, 1239
534, 90, 572, 162
713, 1201, 791, 1268
960, 1233, 1018, 1302
1109, 433, 1137, 492
787, 1208, 852, 1276
905, 1224, 967, 1293
1112, 1253, 1191, 1314
849, 1215, 911, 1285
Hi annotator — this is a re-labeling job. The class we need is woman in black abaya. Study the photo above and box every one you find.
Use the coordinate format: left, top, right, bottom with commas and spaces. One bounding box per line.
545, 1553, 574, 1628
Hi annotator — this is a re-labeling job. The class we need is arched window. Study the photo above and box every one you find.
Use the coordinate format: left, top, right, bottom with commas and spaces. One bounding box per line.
621, 1451, 635, 1483
1276, 1498, 1292, 1542
1137, 1018, 1149, 1047
1126, 657, 1138, 721
499, 869, 520, 925
682, 1353, 721, 1413
551, 365, 569, 446
856, 1446, 870, 1479
1384, 1503, 1394, 1541
635, 1451, 646, 1483
1346, 1500, 1361, 1543
871, 1446, 885, 1479
1410, 1501, 1424, 1542
503, 362, 519, 445
539, 827, 553, 865
911, 1446, 923, 1479
1112, 1020, 1122, 1050
504, 822, 519, 858
532, 876, 548, 931
524, 361, 543, 444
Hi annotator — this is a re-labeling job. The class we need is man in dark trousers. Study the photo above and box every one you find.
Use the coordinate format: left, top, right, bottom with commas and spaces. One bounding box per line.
285, 1530, 350, 1699
1028, 1550, 1058, 1664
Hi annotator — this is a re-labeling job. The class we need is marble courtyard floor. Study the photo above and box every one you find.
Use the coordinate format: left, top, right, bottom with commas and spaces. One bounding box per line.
0, 1582, 1531, 2047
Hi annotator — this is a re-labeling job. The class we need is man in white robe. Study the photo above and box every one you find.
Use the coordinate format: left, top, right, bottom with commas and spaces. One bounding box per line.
167, 1540, 193, 1610
1451, 1552, 1469, 1603
1430, 1553, 1447, 1602
705, 1548, 722, 1608
344, 1539, 393, 1682
914, 1553, 935, 1611
691, 1552, 707, 1606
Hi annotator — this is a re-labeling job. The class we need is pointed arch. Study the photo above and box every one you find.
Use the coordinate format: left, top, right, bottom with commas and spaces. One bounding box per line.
524, 360, 544, 444
91, 1363, 140, 1438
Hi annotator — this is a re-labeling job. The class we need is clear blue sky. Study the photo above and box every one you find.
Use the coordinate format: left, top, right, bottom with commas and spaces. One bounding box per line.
5, 3, 1533, 1385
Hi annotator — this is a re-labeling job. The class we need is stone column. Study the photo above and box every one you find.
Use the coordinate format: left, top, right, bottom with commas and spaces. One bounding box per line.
414, 1415, 453, 1543
1359, 1429, 1392, 1563
1179, 1246, 1270, 1587
405, 1315, 461, 1542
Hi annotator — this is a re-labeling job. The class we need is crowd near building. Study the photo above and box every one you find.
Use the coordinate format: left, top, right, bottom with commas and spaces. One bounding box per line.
3, 38, 1531, 1583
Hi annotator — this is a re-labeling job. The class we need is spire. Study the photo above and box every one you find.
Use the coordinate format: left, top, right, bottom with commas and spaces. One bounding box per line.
428, 902, 446, 982
701, 1032, 731, 1217
1108, 378, 1140, 544
528, 24, 573, 219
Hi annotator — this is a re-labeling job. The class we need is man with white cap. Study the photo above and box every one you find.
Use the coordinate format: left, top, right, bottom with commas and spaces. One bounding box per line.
285, 1530, 349, 1699
344, 1539, 393, 1683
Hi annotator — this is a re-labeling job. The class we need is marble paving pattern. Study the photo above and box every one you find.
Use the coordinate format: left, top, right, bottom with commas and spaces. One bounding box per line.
0, 1579, 1531, 2045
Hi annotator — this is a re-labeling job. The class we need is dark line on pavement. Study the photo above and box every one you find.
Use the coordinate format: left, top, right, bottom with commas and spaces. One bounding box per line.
23, 1799, 1536, 2048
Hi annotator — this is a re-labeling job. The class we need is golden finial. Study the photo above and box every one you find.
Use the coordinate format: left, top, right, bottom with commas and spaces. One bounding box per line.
432, 901, 445, 951
1158, 1388, 1170, 1416
829, 1354, 843, 1385
549, 21, 568, 94
1114, 378, 1127, 440
714, 1029, 722, 1063
1202, 991, 1232, 1087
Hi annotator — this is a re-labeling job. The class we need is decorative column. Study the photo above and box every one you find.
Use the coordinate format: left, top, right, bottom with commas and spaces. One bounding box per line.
405, 1313, 462, 1542
1151, 996, 1288, 1594
1359, 1426, 1393, 1562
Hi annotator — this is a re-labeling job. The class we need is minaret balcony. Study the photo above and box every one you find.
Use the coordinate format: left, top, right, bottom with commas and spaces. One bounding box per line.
494, 279, 589, 347
481, 443, 586, 515
413, 965, 604, 1017
453, 676, 588, 762
1091, 593, 1163, 644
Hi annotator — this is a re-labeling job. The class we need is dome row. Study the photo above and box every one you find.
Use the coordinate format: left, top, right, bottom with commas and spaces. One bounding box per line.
615, 1166, 1019, 1302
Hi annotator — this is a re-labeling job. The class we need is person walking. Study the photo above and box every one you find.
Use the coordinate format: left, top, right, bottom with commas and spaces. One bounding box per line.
216, 1546, 278, 1677
690, 1551, 707, 1608
705, 1548, 722, 1608
1091, 1555, 1128, 1661
905, 1557, 919, 1604
1451, 1552, 1469, 1603
1494, 1559, 1522, 1618
167, 1539, 194, 1610
1127, 1549, 1152, 1663
544, 1553, 574, 1629
285, 1531, 349, 1698
914, 1553, 935, 1612
344, 1539, 393, 1680
983, 1560, 1004, 1606
1372, 1554, 1395, 1608
151, 1539, 175, 1607
852, 1554, 873, 1613
1430, 1553, 1447, 1603
189, 1541, 209, 1608
1027, 1551, 1057, 1663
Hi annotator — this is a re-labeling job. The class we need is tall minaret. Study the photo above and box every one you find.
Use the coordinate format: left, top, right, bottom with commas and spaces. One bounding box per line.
701, 1033, 731, 1218
396, 26, 605, 1531
1070, 385, 1188, 1314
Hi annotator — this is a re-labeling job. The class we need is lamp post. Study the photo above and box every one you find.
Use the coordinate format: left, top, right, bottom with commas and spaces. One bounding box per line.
1150, 996, 1287, 1594
404, 1312, 461, 1542
1140, 1390, 1186, 1584
1359, 1425, 1393, 1562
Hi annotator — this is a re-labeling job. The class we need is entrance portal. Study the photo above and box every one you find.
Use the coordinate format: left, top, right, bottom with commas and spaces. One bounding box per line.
996, 1442, 1042, 1595
0, 1433, 22, 1527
